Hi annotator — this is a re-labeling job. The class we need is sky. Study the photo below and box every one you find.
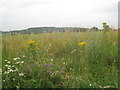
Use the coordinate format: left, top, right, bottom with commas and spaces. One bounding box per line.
0, 0, 119, 31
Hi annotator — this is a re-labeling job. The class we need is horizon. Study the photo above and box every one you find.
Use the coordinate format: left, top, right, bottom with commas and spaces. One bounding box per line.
1, 26, 118, 32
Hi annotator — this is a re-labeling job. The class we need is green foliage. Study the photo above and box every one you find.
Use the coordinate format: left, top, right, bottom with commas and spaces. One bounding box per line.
91, 26, 99, 31
102, 22, 110, 32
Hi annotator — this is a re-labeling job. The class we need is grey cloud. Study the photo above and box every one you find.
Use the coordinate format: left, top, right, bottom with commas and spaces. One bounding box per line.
0, 0, 118, 31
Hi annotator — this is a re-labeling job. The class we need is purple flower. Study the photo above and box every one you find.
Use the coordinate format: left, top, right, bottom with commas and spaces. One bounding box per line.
59, 68, 64, 71
50, 64, 54, 67
45, 64, 50, 67
45, 64, 54, 67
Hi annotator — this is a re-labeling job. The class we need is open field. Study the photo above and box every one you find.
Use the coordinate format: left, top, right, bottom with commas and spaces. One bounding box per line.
2, 30, 118, 88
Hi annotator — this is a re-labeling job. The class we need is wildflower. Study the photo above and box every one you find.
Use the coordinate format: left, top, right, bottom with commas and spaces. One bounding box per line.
8, 67, 11, 70
59, 68, 64, 71
36, 46, 41, 50
90, 84, 92, 86
34, 43, 37, 46
20, 61, 24, 64
27, 41, 36, 45
5, 60, 8, 62
19, 73, 25, 77
4, 71, 10, 74
7, 61, 10, 64
22, 55, 26, 58
5, 64, 8, 67
8, 69, 14, 72
16, 61, 20, 64
45, 64, 54, 67
63, 62, 66, 65
27, 40, 40, 50
45, 64, 49, 67
21, 61, 24, 63
51, 59, 53, 62
12, 65, 14, 67
70, 68, 72, 71
50, 64, 54, 66
78, 42, 87, 46
113, 60, 116, 62
13, 78, 15, 81
13, 57, 20, 60
4, 71, 7, 74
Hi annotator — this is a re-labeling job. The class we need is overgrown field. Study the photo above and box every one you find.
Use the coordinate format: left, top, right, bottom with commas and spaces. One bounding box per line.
2, 30, 118, 88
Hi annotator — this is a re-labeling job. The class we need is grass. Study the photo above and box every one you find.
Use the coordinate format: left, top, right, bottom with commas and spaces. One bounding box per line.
0, 33, 2, 89
2, 30, 118, 88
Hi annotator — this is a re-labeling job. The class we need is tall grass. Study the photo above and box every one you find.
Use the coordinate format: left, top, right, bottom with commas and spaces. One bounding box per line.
0, 32, 2, 89
2, 30, 118, 88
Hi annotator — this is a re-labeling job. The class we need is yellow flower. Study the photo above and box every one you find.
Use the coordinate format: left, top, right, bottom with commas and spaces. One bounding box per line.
26, 40, 41, 49
27, 41, 36, 45
36, 46, 41, 49
34, 43, 37, 46
78, 42, 87, 46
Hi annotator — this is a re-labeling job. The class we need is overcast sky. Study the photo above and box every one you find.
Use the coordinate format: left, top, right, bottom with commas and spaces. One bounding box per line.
0, 0, 119, 31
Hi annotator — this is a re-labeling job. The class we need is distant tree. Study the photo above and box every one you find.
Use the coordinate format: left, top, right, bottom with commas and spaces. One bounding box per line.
91, 26, 99, 31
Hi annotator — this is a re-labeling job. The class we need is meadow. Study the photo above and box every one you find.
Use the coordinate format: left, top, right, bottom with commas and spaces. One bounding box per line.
2, 30, 118, 88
